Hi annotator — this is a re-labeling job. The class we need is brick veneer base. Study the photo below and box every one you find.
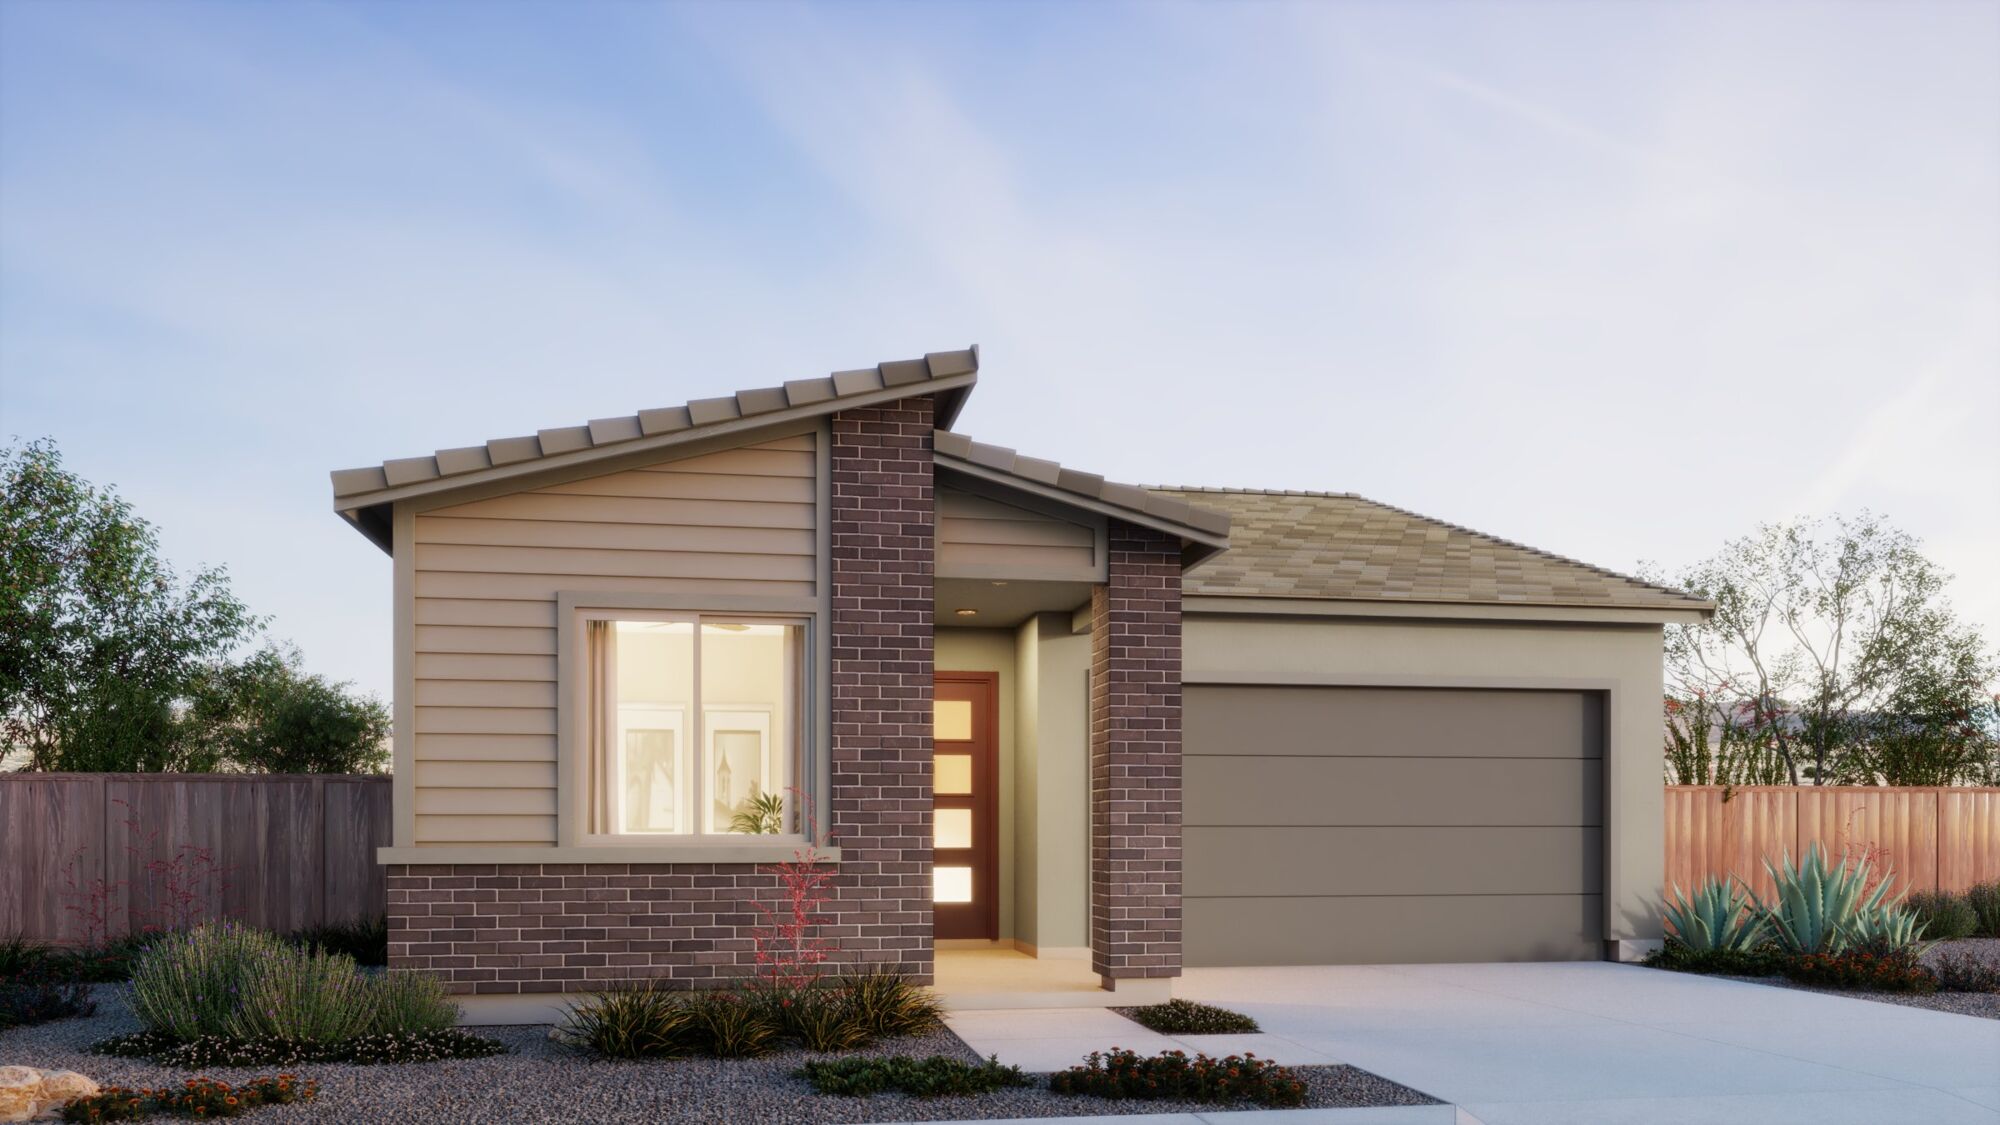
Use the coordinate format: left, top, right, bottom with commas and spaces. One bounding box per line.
1089, 522, 1184, 984
387, 401, 939, 995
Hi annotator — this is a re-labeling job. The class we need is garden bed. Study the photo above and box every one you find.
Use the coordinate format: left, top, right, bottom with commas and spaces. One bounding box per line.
1, 985, 1438, 1122
1718, 939, 2000, 1021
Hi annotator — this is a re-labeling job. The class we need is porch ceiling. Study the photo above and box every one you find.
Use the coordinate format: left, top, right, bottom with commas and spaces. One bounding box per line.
936, 577, 1092, 629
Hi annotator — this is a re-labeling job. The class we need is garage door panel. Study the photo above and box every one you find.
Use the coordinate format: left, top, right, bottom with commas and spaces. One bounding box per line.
1185, 756, 1602, 828
1185, 895, 1603, 966
1187, 685, 1604, 759
1185, 826, 1602, 898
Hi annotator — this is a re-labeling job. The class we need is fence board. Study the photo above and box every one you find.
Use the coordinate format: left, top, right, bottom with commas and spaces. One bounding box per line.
1667, 786, 2000, 900
0, 774, 390, 943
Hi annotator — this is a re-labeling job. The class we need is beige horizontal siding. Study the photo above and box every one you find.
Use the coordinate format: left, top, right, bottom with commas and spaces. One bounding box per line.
937, 487, 1097, 580
409, 435, 817, 846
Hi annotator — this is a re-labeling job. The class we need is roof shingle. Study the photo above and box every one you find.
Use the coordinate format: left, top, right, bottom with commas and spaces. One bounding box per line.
1152, 487, 1707, 611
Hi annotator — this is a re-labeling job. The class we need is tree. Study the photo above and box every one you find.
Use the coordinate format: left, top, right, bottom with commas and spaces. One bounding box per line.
2, 439, 259, 771
193, 644, 391, 774
1655, 513, 1998, 786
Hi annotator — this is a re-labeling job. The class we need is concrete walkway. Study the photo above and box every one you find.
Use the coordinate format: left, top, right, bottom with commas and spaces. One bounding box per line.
937, 962, 2000, 1125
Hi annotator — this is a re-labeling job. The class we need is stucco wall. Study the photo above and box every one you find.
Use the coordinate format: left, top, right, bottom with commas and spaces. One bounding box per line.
1183, 613, 1666, 947
1014, 613, 1091, 955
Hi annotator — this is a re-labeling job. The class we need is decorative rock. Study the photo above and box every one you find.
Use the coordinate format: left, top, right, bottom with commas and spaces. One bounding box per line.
32, 1071, 98, 1119
0, 1067, 40, 1125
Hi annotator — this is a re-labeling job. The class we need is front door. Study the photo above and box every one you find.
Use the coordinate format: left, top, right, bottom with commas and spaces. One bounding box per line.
933, 672, 998, 940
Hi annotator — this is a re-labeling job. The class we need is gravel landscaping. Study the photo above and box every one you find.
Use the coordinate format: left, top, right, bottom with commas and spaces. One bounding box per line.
1, 985, 1439, 1122
1721, 938, 2000, 1021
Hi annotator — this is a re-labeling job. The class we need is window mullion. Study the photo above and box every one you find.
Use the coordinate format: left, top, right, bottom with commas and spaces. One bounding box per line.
690, 613, 705, 838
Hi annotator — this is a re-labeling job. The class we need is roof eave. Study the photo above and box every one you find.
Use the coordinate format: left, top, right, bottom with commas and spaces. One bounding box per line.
331, 368, 977, 516
935, 454, 1231, 564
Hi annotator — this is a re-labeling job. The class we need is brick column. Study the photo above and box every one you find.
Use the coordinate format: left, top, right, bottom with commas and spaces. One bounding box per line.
826, 397, 937, 981
1089, 521, 1183, 985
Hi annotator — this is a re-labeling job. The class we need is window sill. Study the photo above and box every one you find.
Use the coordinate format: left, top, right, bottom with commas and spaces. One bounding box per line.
377, 843, 840, 866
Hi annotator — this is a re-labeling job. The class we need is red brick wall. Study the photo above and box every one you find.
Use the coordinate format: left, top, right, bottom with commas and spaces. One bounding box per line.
1089, 522, 1184, 983
385, 400, 938, 995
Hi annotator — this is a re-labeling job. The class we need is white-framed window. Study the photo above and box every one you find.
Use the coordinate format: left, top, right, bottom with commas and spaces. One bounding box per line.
580, 613, 805, 840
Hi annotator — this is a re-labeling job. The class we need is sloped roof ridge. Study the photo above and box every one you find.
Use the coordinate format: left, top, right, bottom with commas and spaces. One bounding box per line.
1147, 484, 1707, 607
331, 346, 978, 502
936, 431, 1231, 541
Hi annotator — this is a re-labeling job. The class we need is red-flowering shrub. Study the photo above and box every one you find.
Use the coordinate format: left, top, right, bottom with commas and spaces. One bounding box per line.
1049, 1048, 1308, 1107
1781, 951, 1937, 993
60, 1075, 316, 1121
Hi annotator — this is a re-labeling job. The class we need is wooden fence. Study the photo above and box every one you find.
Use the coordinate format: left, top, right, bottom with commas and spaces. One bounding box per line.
0, 773, 391, 944
1666, 785, 2000, 901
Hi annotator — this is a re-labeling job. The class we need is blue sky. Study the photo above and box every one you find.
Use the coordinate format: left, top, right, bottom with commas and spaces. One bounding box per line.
3, 0, 1996, 703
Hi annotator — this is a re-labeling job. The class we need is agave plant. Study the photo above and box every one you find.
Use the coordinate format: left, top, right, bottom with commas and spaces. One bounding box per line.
1663, 876, 1767, 952
1843, 902, 1931, 955
1761, 843, 1895, 954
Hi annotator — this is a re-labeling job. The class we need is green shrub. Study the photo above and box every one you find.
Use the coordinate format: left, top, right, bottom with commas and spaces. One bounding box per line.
1119, 998, 1259, 1035
1763, 844, 1895, 954
1781, 950, 1936, 993
367, 969, 459, 1034
60, 1076, 317, 1122
766, 986, 867, 1053
1664, 877, 1768, 952
1049, 1048, 1308, 1108
1644, 941, 1786, 976
224, 945, 375, 1042
286, 916, 388, 967
1929, 952, 2000, 993
557, 980, 698, 1059
799, 1055, 1030, 1097
1966, 882, 2000, 938
0, 975, 96, 1030
0, 934, 56, 980
691, 989, 777, 1058
131, 923, 284, 1041
1902, 891, 1979, 941
840, 967, 943, 1039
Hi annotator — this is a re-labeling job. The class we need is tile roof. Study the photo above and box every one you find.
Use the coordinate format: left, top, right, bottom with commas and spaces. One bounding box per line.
330, 347, 979, 504
1151, 487, 1709, 611
934, 430, 1231, 548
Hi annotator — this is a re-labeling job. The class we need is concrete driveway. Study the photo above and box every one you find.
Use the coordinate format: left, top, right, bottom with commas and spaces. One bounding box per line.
943, 962, 2000, 1125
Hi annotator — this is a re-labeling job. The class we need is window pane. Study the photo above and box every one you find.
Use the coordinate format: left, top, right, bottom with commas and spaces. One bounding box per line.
935, 808, 973, 849
935, 865, 974, 903
935, 699, 972, 741
613, 621, 693, 834
702, 621, 798, 834
935, 754, 973, 795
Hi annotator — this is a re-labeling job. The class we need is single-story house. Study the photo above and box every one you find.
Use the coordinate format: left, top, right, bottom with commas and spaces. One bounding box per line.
330, 347, 1711, 1015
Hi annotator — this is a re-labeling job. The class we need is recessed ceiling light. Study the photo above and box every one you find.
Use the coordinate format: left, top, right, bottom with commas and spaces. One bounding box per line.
954, 608, 978, 617
990, 581, 1009, 587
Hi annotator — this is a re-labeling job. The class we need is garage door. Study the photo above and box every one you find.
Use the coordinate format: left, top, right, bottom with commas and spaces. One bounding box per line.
1184, 684, 1605, 965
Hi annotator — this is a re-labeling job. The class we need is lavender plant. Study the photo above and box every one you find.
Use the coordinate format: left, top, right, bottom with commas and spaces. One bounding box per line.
130, 922, 280, 1041
223, 945, 374, 1042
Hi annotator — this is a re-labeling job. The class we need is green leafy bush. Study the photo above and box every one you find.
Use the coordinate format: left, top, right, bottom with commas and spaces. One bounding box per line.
1781, 950, 1936, 993
1049, 1048, 1308, 1107
1664, 877, 1768, 952
0, 975, 96, 1030
60, 1076, 316, 1122
1966, 882, 2000, 938
840, 968, 943, 1039
1119, 998, 1260, 1035
1762, 844, 1896, 954
225, 945, 375, 1042
556, 980, 698, 1059
769, 986, 866, 1053
1902, 891, 1978, 941
799, 1055, 1029, 1097
691, 990, 778, 1058
1929, 952, 2000, 993
1643, 941, 1786, 976
368, 970, 459, 1034
285, 916, 388, 967
131, 923, 280, 1041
